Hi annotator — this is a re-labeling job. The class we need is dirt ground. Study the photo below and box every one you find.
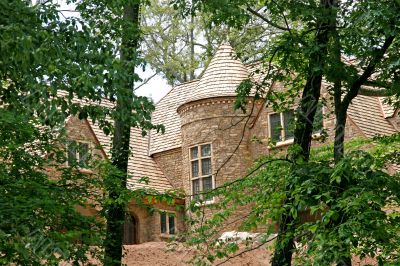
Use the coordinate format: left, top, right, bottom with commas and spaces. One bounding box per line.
61, 242, 377, 265
122, 242, 272, 266
122, 242, 377, 266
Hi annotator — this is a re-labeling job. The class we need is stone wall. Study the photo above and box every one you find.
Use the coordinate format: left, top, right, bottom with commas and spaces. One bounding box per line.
127, 201, 185, 243
174, 94, 368, 236
65, 116, 106, 162
177, 97, 263, 232
66, 116, 186, 244
248, 96, 366, 161
178, 97, 260, 197
153, 148, 183, 190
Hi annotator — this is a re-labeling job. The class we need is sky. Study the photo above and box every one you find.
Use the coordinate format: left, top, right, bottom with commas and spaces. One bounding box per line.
57, 0, 172, 103
134, 68, 171, 103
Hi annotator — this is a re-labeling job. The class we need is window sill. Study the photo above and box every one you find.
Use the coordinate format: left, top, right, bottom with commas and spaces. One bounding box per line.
79, 168, 94, 174
61, 165, 93, 172
160, 233, 176, 239
268, 132, 322, 149
194, 199, 215, 207
268, 139, 294, 149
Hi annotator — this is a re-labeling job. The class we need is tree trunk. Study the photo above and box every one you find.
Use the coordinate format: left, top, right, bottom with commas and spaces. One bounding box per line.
271, 1, 337, 265
104, 3, 141, 265
334, 108, 346, 163
331, 20, 352, 266
189, 13, 195, 80
334, 107, 353, 266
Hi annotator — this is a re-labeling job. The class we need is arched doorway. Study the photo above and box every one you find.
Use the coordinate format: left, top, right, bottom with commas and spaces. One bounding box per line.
123, 214, 138, 244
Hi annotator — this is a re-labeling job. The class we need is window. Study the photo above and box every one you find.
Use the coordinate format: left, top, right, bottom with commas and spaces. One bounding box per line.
269, 106, 324, 143
269, 110, 295, 142
313, 105, 324, 134
190, 144, 213, 201
67, 140, 90, 167
160, 212, 176, 235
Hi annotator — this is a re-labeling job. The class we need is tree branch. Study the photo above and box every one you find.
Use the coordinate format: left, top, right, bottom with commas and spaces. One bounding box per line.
134, 72, 158, 91
215, 235, 277, 266
342, 35, 395, 107
246, 6, 291, 32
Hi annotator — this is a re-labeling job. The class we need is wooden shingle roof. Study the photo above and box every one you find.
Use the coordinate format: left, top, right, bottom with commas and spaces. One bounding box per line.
348, 95, 397, 137
379, 97, 396, 118
149, 80, 199, 155
184, 44, 250, 104
127, 129, 172, 191
89, 122, 172, 192
58, 91, 173, 192
149, 44, 252, 155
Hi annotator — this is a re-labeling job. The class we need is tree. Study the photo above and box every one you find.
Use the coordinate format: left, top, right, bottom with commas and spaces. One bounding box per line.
173, 0, 400, 265
103, 1, 142, 265
142, 0, 274, 85
0, 2, 112, 263
1, 0, 161, 264
185, 136, 400, 265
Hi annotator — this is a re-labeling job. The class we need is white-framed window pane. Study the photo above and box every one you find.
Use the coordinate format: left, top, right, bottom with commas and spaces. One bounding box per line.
78, 142, 89, 167
269, 113, 282, 142
191, 160, 199, 177
313, 105, 323, 133
283, 110, 294, 140
203, 176, 213, 192
201, 144, 211, 157
192, 179, 200, 199
160, 213, 167, 234
203, 176, 213, 201
67, 141, 77, 166
168, 215, 175, 235
190, 147, 198, 159
201, 158, 212, 175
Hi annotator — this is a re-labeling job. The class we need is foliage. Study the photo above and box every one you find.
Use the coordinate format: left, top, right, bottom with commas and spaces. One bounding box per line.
0, 109, 105, 265
173, 0, 400, 108
0, 106, 181, 265
0, 0, 162, 134
0, 0, 172, 264
172, 0, 400, 264
141, 0, 274, 85
185, 136, 400, 265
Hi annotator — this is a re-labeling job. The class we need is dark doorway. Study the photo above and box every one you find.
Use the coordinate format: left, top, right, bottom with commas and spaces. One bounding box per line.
123, 215, 138, 244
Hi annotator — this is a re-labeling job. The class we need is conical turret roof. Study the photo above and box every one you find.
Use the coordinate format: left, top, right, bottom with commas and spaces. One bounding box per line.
184, 44, 249, 104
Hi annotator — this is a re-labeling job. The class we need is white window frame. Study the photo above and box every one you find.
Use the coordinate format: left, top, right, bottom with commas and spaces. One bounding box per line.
189, 143, 215, 203
268, 110, 295, 144
268, 107, 325, 145
66, 140, 92, 169
160, 211, 177, 235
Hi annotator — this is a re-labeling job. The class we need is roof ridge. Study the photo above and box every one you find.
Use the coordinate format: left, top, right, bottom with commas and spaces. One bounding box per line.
154, 79, 200, 106
378, 97, 397, 118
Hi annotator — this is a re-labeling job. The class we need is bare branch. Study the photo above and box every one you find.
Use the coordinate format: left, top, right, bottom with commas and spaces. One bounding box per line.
186, 157, 292, 198
134, 72, 158, 91
342, 35, 395, 107
246, 6, 291, 32
270, 0, 292, 35
57, 9, 80, 13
